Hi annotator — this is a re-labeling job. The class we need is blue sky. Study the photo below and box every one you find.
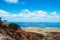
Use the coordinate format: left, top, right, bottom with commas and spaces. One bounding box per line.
0, 0, 60, 22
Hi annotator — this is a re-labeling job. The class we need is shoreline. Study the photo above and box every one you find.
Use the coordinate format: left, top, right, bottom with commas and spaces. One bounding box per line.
21, 27, 60, 29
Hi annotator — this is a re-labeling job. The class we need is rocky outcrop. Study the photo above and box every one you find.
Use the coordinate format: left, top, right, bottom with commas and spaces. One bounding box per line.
0, 33, 15, 40
0, 27, 41, 40
16, 29, 41, 40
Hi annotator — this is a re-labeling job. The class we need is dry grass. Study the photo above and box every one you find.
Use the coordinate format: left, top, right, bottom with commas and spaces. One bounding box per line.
23, 27, 60, 36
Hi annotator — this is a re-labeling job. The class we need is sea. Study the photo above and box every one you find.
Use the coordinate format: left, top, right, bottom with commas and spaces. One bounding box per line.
10, 22, 60, 28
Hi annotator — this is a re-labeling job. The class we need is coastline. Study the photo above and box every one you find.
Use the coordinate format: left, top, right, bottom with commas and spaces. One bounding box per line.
23, 27, 60, 32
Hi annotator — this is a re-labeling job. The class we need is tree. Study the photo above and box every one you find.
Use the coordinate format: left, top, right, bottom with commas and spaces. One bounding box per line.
9, 23, 21, 30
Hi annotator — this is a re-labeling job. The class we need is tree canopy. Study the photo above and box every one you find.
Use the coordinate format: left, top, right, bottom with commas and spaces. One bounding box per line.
9, 23, 21, 30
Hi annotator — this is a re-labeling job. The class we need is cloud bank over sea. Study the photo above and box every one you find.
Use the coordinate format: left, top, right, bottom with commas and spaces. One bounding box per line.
0, 9, 60, 22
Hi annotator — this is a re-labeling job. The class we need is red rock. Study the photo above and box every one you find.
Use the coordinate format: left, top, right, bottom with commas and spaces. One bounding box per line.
16, 29, 41, 40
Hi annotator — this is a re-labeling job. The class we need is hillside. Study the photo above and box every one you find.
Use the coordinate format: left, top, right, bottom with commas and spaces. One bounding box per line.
0, 18, 60, 40
0, 18, 41, 40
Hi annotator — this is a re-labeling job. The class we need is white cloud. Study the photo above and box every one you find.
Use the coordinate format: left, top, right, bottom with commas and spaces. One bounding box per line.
0, 9, 60, 22
34, 10, 47, 17
0, 10, 18, 17
0, 10, 9, 17
4, 0, 18, 4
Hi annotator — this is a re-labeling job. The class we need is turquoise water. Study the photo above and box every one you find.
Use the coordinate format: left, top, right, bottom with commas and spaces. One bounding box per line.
10, 22, 60, 28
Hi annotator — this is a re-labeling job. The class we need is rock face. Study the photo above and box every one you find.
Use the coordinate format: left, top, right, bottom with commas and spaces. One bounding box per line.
0, 34, 15, 40
0, 18, 41, 40
0, 28, 41, 40
16, 29, 41, 40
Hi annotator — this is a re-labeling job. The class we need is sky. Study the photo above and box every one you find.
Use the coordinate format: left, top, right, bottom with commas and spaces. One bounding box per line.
0, 0, 60, 22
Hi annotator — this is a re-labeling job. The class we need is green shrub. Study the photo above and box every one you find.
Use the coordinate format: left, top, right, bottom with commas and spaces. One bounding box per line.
9, 23, 21, 30
30, 32, 44, 38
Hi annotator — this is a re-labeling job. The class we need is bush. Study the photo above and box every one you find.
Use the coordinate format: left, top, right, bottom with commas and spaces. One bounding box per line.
9, 23, 21, 30
30, 32, 44, 38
